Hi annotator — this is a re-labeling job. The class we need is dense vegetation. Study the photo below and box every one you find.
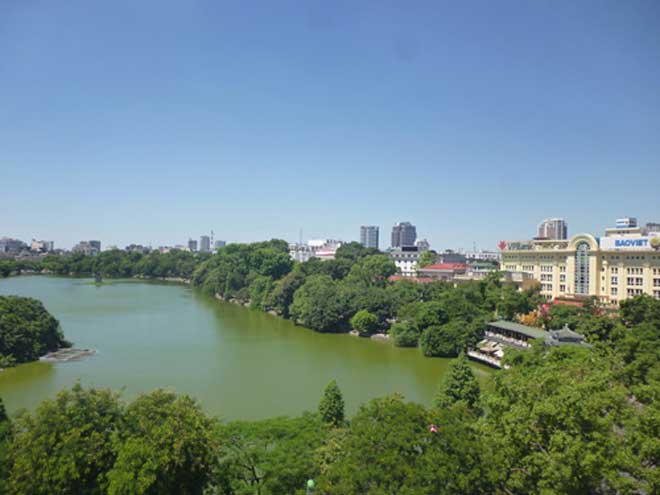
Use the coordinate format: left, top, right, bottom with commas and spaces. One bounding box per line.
1, 291, 659, 495
2, 243, 660, 493
1, 241, 541, 360
0, 296, 69, 368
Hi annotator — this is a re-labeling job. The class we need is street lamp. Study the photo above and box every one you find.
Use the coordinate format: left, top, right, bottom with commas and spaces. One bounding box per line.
306, 478, 316, 494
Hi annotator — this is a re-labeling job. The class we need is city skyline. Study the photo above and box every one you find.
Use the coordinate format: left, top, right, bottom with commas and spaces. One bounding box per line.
3, 1, 659, 251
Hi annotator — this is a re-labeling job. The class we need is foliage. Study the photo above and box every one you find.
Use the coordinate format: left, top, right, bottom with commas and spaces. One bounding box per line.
388, 320, 420, 347
107, 390, 218, 495
319, 380, 345, 427
434, 354, 480, 411
289, 275, 344, 332
334, 242, 380, 263
213, 413, 327, 495
7, 384, 123, 495
418, 250, 437, 268
420, 321, 469, 357
0, 296, 69, 367
350, 309, 380, 335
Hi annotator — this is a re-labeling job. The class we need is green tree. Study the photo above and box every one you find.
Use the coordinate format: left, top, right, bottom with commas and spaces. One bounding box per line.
414, 301, 448, 331
335, 242, 379, 263
346, 255, 396, 287
7, 384, 123, 495
434, 354, 480, 410
289, 275, 344, 332
0, 397, 10, 495
389, 320, 420, 347
0, 296, 69, 367
107, 390, 218, 495
419, 320, 467, 357
620, 294, 660, 327
212, 413, 327, 495
350, 309, 380, 335
319, 380, 345, 427
418, 250, 437, 268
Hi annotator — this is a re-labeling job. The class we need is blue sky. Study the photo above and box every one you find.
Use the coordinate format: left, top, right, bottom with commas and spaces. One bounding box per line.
2, 0, 659, 251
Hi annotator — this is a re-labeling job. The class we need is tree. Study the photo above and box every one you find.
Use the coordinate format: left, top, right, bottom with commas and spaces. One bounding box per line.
0, 296, 69, 367
212, 413, 327, 495
318, 395, 485, 495
414, 301, 448, 331
620, 294, 660, 328
480, 346, 635, 495
7, 384, 123, 495
0, 397, 10, 495
418, 250, 437, 268
434, 354, 480, 410
289, 275, 344, 332
346, 255, 396, 287
319, 380, 345, 427
335, 242, 379, 263
419, 321, 467, 357
350, 310, 380, 335
107, 390, 218, 495
389, 320, 420, 347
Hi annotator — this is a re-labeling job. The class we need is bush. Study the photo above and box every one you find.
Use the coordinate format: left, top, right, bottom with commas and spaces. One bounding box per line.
350, 310, 379, 335
389, 320, 420, 347
420, 320, 467, 357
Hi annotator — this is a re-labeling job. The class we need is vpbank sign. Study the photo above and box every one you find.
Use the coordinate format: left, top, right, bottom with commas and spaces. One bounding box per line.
600, 236, 659, 251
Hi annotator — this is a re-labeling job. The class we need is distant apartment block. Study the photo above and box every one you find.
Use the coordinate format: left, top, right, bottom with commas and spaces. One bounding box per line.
188, 239, 198, 252
360, 226, 379, 249
391, 222, 417, 248
31, 239, 54, 252
72, 240, 101, 256
200, 235, 211, 252
0, 237, 28, 254
214, 240, 227, 249
537, 218, 567, 240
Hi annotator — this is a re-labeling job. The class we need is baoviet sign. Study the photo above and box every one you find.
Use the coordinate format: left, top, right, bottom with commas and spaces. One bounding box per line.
600, 235, 660, 251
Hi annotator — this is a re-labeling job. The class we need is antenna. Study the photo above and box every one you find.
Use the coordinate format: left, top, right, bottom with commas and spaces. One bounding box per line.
299, 228, 303, 246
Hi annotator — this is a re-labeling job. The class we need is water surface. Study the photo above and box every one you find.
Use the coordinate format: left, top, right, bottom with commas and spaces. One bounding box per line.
0, 276, 492, 419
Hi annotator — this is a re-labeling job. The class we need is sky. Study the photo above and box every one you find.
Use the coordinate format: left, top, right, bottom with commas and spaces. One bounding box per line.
2, 0, 660, 251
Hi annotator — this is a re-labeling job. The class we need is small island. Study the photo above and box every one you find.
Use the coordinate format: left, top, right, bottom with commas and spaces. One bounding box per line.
0, 295, 71, 369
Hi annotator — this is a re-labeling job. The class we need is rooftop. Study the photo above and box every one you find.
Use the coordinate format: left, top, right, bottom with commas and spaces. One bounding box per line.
420, 263, 468, 271
487, 320, 547, 340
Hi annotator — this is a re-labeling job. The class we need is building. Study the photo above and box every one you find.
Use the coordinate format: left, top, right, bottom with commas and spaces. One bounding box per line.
616, 217, 637, 229
499, 223, 660, 303
72, 240, 101, 256
360, 226, 379, 249
467, 320, 589, 369
200, 235, 211, 253
644, 223, 660, 234
465, 250, 501, 262
438, 250, 466, 264
415, 238, 430, 251
214, 240, 226, 249
0, 237, 27, 254
537, 218, 567, 240
391, 222, 417, 248
289, 239, 343, 263
188, 239, 198, 252
31, 239, 54, 253
388, 246, 424, 277
417, 263, 467, 281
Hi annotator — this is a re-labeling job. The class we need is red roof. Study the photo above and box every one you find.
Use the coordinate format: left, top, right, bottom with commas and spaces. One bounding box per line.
388, 275, 436, 284
420, 263, 468, 271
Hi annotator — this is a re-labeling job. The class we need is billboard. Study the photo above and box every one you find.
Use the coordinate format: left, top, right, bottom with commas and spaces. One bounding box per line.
599, 235, 660, 251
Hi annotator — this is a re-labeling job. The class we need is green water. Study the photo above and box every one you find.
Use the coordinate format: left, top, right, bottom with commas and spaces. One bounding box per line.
0, 276, 492, 419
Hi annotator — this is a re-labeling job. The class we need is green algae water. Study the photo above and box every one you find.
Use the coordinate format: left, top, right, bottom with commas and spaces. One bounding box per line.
0, 276, 492, 419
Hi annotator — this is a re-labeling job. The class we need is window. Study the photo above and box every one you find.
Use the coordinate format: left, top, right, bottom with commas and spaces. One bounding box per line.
627, 267, 643, 275
560, 284, 566, 292
636, 277, 643, 286
559, 266, 566, 273
560, 274, 566, 282
611, 276, 618, 285
541, 265, 553, 273
541, 274, 553, 281
627, 288, 643, 297
611, 287, 618, 296
654, 278, 660, 287
575, 242, 590, 295
611, 267, 618, 274
655, 290, 660, 300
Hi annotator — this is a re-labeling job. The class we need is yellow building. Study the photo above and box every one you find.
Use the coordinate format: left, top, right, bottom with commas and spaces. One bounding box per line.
499, 230, 660, 304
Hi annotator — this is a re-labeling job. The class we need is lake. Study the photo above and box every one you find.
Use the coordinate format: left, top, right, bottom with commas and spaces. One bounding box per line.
0, 276, 492, 419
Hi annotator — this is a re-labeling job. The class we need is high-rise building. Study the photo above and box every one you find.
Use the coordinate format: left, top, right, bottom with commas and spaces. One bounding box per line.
72, 240, 101, 255
391, 222, 417, 248
31, 239, 54, 252
188, 239, 198, 252
214, 240, 226, 249
645, 222, 660, 234
537, 218, 567, 240
616, 217, 637, 229
200, 235, 211, 252
360, 226, 379, 249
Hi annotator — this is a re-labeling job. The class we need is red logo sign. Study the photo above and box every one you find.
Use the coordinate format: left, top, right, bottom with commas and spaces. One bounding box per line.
498, 240, 507, 250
